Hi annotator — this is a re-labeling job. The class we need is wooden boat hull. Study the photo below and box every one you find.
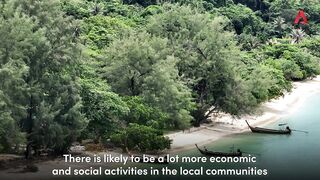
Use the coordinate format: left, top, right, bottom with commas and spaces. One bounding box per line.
245, 120, 291, 134
195, 144, 242, 157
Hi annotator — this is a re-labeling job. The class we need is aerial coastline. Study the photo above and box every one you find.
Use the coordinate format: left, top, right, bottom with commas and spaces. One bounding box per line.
167, 76, 320, 152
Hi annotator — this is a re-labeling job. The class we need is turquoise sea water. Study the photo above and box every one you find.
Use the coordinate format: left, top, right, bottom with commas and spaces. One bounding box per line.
175, 93, 320, 180
88, 93, 320, 180
179, 93, 320, 180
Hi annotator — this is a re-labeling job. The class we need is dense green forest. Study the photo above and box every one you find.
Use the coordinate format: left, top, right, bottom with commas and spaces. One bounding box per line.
1, 0, 320, 156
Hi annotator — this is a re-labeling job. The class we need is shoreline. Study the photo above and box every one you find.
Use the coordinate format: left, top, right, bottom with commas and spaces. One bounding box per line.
167, 76, 320, 153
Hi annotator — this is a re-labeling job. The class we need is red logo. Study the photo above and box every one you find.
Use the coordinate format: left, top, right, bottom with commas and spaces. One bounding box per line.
294, 10, 308, 25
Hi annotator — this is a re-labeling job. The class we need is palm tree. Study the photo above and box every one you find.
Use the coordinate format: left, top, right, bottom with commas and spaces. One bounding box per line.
272, 17, 287, 37
290, 28, 306, 44
266, 38, 279, 46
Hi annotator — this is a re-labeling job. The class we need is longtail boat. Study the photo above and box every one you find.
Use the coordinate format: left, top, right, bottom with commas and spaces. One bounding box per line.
195, 144, 242, 157
245, 120, 291, 134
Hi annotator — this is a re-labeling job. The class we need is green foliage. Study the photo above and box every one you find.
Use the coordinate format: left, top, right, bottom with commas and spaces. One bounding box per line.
237, 33, 261, 50
233, 0, 268, 11
0, 94, 25, 152
262, 43, 320, 80
110, 123, 171, 152
270, 17, 289, 38
123, 0, 158, 7
79, 47, 130, 142
147, 4, 260, 125
300, 36, 320, 57
219, 4, 266, 35
239, 53, 292, 102
102, 31, 195, 129
82, 15, 134, 50
61, 0, 91, 19
277, 58, 304, 80
0, 6, 36, 152
0, 0, 86, 155
62, 0, 144, 20
141, 5, 163, 17
123, 96, 168, 128
259, 64, 292, 97
103, 0, 143, 19
80, 78, 129, 142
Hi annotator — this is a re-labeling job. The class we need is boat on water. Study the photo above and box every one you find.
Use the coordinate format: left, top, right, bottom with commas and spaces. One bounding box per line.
245, 120, 291, 134
195, 144, 242, 157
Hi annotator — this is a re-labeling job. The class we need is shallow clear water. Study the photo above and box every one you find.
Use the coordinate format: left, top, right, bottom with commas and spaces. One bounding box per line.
175, 93, 320, 179
178, 94, 320, 179
92, 93, 320, 180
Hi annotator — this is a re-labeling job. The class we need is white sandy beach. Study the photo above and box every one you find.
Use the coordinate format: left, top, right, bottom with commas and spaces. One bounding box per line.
167, 76, 320, 152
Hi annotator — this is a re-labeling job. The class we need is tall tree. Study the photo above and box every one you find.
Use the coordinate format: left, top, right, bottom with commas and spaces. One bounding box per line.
79, 60, 129, 143
0, 6, 36, 153
147, 4, 258, 126
101, 31, 195, 129
0, 0, 86, 157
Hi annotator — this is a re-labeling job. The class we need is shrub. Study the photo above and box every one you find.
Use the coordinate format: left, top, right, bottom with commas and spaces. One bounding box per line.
110, 124, 171, 152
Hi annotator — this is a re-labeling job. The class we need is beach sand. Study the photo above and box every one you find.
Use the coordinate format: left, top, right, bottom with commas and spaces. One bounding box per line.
167, 76, 320, 152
